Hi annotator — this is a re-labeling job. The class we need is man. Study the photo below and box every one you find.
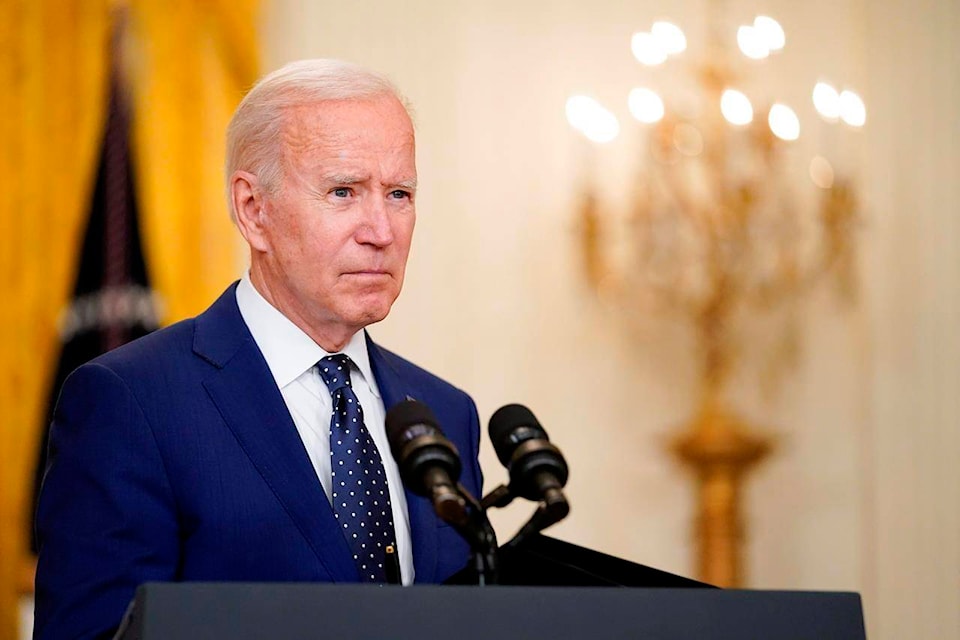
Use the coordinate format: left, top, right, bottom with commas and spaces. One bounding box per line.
34, 59, 483, 639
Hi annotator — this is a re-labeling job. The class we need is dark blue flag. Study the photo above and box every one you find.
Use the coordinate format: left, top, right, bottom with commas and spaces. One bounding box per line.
31, 49, 160, 552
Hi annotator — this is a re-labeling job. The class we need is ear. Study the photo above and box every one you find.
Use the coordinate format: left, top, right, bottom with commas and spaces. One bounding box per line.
231, 170, 270, 253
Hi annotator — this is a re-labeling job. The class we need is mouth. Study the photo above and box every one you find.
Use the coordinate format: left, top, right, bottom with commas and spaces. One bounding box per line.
343, 270, 392, 280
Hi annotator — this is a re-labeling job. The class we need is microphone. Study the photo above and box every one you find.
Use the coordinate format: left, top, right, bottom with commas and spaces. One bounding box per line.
488, 404, 569, 513
386, 400, 468, 526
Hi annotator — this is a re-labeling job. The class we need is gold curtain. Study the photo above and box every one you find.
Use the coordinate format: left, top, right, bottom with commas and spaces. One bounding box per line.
0, 1, 259, 636
130, 0, 259, 322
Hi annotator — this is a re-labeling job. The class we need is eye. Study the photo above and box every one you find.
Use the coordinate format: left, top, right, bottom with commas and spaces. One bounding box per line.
389, 189, 411, 200
332, 187, 352, 198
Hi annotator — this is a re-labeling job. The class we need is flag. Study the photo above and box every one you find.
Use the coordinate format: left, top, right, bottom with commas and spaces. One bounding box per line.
31, 44, 160, 551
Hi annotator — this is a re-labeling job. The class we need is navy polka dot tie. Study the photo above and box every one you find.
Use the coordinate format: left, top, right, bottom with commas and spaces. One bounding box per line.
317, 354, 396, 583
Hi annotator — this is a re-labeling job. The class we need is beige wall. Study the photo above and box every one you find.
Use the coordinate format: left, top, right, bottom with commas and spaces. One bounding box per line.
862, 1, 960, 637
262, 1, 959, 638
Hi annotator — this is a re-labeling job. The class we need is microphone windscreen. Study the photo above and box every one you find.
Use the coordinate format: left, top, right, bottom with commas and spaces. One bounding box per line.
385, 399, 462, 494
488, 403, 545, 467
386, 399, 439, 451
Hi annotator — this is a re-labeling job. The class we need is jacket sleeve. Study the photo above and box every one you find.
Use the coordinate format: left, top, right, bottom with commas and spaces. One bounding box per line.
34, 362, 180, 640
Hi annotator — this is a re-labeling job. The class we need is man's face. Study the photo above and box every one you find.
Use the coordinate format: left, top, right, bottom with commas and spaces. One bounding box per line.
249, 95, 417, 346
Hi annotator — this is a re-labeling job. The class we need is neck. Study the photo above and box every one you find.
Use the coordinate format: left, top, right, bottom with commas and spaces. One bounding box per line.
248, 265, 357, 353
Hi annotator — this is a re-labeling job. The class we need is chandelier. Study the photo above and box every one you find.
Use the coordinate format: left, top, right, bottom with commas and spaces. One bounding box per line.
565, 11, 864, 587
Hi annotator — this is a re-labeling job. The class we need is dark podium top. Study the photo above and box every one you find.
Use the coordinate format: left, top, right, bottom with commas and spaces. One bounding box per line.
117, 582, 866, 640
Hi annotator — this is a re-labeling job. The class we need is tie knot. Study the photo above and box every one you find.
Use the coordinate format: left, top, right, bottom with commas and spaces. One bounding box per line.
317, 354, 353, 393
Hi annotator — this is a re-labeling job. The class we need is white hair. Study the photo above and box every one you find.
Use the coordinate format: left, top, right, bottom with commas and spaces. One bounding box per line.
225, 59, 411, 221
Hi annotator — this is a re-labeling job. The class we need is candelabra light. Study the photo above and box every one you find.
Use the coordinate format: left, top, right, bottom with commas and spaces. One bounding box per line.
567, 10, 862, 587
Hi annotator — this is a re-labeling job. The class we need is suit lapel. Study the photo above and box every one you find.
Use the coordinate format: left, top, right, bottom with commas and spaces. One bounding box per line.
366, 333, 440, 584
194, 285, 358, 582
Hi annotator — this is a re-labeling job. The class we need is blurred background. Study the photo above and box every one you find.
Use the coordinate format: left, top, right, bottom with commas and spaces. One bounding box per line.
2, 1, 957, 638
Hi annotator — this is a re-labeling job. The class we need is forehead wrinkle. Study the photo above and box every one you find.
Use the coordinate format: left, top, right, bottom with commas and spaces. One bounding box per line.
281, 101, 407, 153
280, 114, 336, 168
277, 100, 417, 187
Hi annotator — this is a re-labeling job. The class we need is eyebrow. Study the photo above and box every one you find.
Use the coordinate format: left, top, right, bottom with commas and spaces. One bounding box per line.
324, 173, 366, 185
323, 174, 418, 191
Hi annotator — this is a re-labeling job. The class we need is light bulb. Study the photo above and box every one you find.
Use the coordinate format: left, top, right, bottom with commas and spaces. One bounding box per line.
566, 95, 620, 143
632, 31, 668, 66
839, 90, 866, 127
721, 89, 754, 125
628, 87, 665, 123
754, 16, 785, 51
737, 25, 769, 60
651, 21, 686, 55
813, 82, 841, 120
769, 103, 800, 140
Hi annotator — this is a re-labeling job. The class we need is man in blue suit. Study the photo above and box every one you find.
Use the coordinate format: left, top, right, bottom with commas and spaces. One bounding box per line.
34, 59, 483, 639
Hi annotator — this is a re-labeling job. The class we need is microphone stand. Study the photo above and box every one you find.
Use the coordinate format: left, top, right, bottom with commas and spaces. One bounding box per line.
480, 482, 570, 550
457, 484, 499, 585
434, 483, 500, 585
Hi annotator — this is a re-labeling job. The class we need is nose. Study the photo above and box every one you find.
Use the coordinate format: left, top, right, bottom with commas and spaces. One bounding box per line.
356, 197, 395, 247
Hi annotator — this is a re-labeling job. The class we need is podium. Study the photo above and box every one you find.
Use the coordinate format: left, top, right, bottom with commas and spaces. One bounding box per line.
116, 582, 865, 639
115, 537, 865, 639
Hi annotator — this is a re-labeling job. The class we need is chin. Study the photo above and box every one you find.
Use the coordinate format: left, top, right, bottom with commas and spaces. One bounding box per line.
345, 297, 395, 328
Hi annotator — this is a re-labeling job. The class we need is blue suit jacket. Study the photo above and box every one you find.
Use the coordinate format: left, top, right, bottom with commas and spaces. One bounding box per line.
34, 284, 483, 640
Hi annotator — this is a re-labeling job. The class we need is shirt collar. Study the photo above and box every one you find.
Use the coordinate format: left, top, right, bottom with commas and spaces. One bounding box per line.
235, 274, 380, 397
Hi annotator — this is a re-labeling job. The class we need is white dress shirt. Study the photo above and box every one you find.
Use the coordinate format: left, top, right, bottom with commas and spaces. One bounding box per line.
235, 275, 414, 584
